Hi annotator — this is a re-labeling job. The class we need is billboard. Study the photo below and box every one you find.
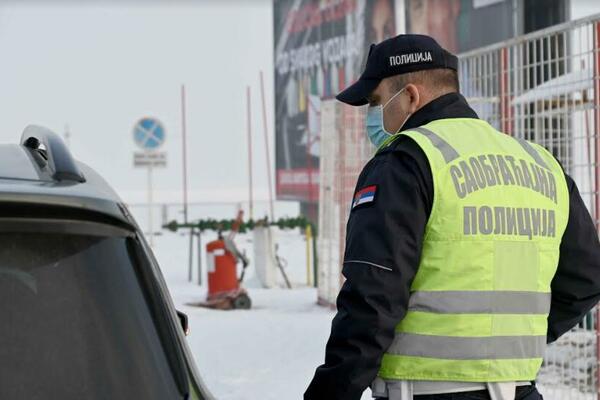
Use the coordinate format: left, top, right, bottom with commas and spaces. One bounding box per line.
274, 0, 396, 202
405, 0, 513, 53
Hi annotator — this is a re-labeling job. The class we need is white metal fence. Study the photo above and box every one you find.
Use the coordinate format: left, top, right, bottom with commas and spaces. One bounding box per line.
316, 12, 600, 399
459, 13, 600, 399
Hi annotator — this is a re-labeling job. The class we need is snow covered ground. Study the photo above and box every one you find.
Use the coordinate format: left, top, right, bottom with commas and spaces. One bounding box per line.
150, 223, 595, 400
152, 228, 373, 399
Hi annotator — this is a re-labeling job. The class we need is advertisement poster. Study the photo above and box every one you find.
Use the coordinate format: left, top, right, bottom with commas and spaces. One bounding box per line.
274, 0, 396, 202
405, 0, 513, 53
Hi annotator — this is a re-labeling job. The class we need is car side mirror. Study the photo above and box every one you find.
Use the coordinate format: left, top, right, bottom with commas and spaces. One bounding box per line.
176, 310, 190, 336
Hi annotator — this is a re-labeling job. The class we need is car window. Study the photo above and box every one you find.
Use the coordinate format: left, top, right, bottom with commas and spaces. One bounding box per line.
0, 232, 182, 400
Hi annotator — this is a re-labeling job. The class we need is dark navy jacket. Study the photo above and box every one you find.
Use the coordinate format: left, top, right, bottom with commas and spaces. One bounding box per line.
304, 93, 600, 400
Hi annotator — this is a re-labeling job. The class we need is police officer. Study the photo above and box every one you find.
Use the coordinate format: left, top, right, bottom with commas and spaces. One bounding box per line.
304, 34, 600, 400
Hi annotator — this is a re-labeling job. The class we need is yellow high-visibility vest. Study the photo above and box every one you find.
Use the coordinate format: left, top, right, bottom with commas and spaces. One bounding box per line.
378, 118, 569, 382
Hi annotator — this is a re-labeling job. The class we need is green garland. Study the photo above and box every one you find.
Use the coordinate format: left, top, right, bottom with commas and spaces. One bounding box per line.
163, 216, 314, 234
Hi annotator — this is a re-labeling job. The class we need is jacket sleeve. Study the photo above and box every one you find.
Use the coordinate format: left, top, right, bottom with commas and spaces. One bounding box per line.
547, 173, 600, 343
304, 138, 432, 400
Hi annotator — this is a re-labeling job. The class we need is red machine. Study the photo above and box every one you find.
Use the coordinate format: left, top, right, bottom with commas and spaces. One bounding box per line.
202, 211, 251, 310
206, 240, 238, 296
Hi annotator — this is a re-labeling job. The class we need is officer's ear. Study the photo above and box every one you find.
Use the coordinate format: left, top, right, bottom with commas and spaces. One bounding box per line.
404, 83, 420, 114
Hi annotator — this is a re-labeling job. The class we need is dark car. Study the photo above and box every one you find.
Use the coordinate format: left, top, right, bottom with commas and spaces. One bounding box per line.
0, 125, 214, 400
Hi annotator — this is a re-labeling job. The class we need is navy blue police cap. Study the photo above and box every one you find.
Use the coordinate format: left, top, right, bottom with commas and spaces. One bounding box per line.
336, 34, 458, 106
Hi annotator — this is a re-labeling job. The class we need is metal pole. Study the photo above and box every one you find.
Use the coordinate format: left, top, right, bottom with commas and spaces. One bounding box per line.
259, 71, 275, 222
499, 47, 512, 136
312, 224, 318, 288
181, 84, 189, 224
247, 86, 254, 220
148, 160, 154, 248
305, 224, 312, 287
593, 21, 600, 400
197, 231, 202, 286
181, 84, 193, 283
188, 227, 194, 282
594, 22, 600, 231
306, 117, 314, 203
305, 93, 316, 206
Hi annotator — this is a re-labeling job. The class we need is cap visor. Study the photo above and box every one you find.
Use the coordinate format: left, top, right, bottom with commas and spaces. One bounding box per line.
336, 78, 380, 106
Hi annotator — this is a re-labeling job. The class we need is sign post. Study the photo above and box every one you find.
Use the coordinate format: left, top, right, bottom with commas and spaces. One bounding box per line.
133, 117, 167, 248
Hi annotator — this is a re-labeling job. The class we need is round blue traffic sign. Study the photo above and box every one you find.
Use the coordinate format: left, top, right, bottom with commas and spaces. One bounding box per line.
133, 117, 166, 150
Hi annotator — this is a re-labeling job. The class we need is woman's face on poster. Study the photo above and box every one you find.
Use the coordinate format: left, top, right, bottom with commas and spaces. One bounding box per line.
408, 0, 461, 53
370, 0, 396, 43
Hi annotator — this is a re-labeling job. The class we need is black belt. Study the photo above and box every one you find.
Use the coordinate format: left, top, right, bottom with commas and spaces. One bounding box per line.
376, 382, 539, 400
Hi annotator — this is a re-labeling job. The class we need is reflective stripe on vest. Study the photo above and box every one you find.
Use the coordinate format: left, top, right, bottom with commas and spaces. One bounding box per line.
377, 119, 569, 383
408, 291, 551, 314
411, 127, 459, 163
387, 333, 546, 360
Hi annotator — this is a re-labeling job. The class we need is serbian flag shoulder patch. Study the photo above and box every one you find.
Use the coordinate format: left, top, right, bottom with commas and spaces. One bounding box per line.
352, 185, 377, 209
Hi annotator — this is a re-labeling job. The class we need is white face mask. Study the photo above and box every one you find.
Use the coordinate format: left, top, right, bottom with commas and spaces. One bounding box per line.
366, 87, 412, 148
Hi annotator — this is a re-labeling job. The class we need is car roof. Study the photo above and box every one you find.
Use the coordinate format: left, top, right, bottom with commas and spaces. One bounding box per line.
0, 126, 131, 226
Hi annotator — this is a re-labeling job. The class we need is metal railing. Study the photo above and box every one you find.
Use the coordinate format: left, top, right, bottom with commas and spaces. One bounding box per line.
459, 13, 600, 399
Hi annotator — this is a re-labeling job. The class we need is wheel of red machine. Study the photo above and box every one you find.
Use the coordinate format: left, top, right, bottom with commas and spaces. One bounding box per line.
233, 293, 252, 310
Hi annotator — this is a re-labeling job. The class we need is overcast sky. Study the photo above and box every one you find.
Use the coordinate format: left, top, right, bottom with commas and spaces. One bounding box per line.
0, 0, 274, 206
2, 0, 600, 211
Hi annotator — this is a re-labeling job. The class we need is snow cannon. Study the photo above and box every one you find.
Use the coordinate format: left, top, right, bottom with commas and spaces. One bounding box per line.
201, 210, 251, 310
203, 238, 250, 309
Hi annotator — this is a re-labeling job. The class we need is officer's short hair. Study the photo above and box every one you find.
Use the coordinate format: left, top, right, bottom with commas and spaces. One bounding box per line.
389, 68, 459, 96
